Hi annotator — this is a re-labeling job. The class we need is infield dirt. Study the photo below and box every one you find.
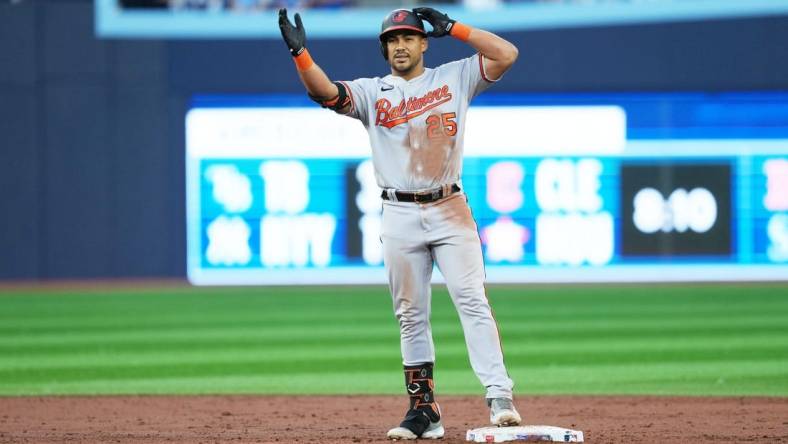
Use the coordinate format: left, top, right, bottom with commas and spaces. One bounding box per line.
0, 395, 786, 443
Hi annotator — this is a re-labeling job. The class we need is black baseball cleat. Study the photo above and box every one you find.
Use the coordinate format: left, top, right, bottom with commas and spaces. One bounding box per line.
389, 363, 444, 440
387, 407, 445, 440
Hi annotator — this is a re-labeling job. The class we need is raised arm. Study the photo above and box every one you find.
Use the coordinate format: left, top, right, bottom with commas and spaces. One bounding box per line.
278, 9, 350, 113
414, 7, 518, 81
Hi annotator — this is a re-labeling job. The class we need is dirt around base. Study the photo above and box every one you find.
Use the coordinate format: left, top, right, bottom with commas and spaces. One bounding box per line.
0, 395, 786, 443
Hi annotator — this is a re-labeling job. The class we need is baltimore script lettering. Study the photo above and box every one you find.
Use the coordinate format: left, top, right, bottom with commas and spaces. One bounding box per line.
375, 85, 453, 129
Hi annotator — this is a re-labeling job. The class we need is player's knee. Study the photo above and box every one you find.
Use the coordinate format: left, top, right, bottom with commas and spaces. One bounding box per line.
396, 304, 421, 323
398, 319, 430, 341
449, 287, 490, 315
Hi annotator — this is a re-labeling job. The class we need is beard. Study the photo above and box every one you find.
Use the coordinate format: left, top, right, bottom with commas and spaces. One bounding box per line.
390, 52, 420, 75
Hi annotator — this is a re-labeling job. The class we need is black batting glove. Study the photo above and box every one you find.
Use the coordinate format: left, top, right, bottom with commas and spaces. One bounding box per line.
413, 7, 456, 38
278, 8, 306, 56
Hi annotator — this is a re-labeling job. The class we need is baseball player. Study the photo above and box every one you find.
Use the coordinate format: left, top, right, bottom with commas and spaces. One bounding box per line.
278, 7, 520, 440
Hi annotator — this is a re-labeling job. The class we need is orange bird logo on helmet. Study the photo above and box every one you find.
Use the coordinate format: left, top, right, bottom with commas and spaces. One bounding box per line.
392, 10, 409, 23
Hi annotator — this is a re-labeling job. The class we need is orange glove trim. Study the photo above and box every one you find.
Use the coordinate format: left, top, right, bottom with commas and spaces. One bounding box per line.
293, 49, 314, 72
450, 22, 472, 42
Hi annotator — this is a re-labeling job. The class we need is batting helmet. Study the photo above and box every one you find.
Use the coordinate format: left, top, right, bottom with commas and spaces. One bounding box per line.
379, 9, 427, 61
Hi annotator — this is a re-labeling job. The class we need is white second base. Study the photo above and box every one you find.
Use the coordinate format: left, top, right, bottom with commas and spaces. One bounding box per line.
466, 425, 584, 442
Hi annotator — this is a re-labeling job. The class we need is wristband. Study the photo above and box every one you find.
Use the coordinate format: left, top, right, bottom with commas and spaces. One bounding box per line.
449, 22, 472, 42
293, 48, 314, 72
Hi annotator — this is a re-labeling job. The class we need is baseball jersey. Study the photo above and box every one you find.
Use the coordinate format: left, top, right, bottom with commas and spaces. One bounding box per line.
339, 53, 496, 191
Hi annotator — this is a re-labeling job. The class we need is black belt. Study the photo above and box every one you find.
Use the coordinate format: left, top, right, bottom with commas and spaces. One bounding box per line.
381, 184, 461, 203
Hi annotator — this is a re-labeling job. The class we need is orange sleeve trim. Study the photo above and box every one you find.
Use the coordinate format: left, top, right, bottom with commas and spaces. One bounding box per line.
338, 80, 355, 114
478, 53, 494, 83
293, 49, 314, 72
450, 22, 472, 42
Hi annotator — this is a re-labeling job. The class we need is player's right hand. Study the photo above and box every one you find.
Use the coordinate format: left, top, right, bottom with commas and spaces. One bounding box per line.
278, 8, 306, 57
413, 7, 456, 38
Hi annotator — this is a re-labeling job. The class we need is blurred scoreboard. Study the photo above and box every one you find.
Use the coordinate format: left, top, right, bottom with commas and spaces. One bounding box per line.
186, 93, 788, 285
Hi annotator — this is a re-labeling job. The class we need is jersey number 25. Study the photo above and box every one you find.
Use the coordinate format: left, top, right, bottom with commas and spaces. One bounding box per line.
426, 113, 457, 139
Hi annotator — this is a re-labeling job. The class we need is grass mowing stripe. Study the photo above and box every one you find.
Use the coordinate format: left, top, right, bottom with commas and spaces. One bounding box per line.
2, 331, 785, 360
4, 327, 785, 356
504, 361, 788, 396
0, 332, 788, 367
2, 360, 785, 397
1, 345, 784, 379
2, 284, 784, 311
2, 332, 785, 370
0, 357, 410, 383
0, 326, 399, 348
0, 346, 402, 370
4, 303, 786, 332
3, 328, 785, 361
6, 290, 785, 311
0, 372, 405, 396
3, 312, 786, 344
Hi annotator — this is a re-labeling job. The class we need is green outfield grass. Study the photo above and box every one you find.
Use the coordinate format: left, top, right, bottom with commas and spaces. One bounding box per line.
0, 284, 786, 397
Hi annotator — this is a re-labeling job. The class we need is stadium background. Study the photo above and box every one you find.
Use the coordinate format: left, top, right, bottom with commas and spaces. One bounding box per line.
2, 1, 788, 279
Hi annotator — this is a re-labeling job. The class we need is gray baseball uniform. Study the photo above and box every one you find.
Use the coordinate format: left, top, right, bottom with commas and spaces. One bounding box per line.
337, 53, 514, 400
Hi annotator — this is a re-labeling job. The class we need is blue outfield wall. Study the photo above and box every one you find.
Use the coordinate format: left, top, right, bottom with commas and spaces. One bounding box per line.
1, 0, 788, 279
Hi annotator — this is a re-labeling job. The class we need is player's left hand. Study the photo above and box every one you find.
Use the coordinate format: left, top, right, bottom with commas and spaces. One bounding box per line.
278, 8, 306, 56
413, 7, 456, 38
